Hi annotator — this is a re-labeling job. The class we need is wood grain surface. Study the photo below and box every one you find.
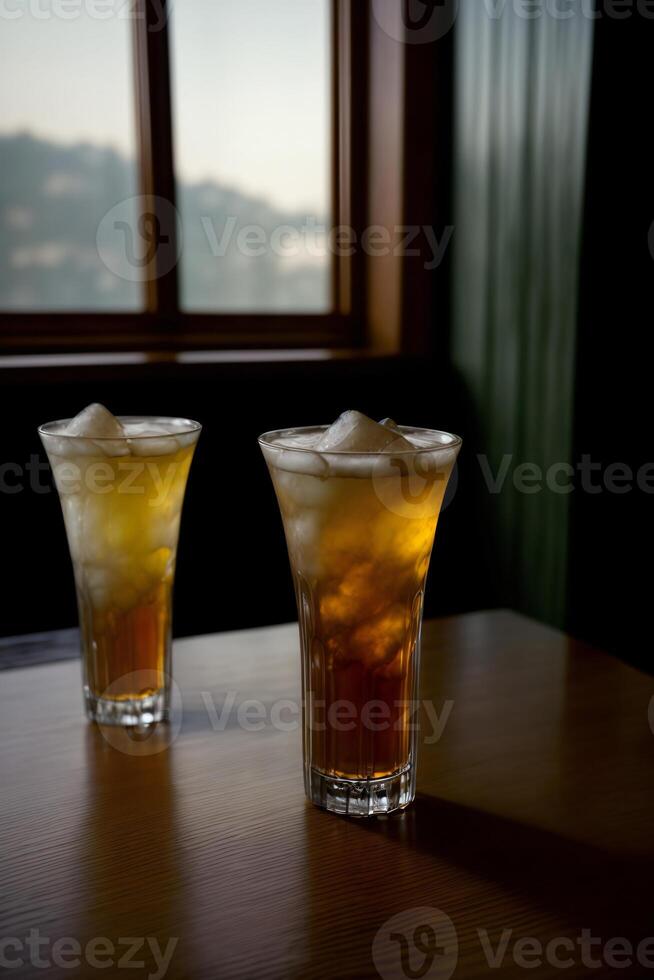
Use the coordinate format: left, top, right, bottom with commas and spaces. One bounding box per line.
1, 611, 653, 979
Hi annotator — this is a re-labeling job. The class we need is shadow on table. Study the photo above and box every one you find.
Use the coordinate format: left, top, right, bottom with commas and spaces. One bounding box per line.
72, 727, 192, 979
356, 794, 653, 938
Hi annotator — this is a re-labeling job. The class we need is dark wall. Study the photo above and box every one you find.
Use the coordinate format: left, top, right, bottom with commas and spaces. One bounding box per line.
0, 354, 484, 639
569, 15, 654, 671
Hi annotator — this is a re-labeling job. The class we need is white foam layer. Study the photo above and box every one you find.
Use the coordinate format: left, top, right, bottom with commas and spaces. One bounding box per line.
41, 412, 199, 458
262, 417, 459, 478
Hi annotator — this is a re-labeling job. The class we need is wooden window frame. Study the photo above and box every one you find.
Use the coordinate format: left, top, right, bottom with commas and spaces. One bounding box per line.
0, 0, 450, 356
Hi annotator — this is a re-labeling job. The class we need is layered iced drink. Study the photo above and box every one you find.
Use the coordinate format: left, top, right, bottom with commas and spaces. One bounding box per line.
260, 411, 461, 815
40, 404, 201, 725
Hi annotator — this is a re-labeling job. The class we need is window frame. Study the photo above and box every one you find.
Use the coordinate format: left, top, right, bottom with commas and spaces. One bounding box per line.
0, 0, 452, 357
0, 0, 365, 353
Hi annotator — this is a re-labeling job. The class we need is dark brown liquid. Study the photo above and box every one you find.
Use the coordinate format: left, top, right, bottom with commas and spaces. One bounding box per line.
298, 574, 425, 780
80, 582, 170, 699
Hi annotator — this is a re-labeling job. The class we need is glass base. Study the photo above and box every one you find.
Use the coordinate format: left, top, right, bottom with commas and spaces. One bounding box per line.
307, 764, 414, 817
84, 687, 168, 727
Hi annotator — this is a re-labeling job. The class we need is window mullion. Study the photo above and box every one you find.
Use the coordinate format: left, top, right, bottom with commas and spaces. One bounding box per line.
132, 0, 179, 321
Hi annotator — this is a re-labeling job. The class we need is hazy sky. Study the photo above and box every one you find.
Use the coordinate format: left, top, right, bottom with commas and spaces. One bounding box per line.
0, 0, 330, 213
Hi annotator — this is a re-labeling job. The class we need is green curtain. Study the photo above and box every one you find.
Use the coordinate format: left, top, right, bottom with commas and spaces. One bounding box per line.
452, 0, 594, 626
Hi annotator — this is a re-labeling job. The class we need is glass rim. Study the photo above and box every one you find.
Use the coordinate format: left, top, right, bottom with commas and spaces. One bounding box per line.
258, 424, 462, 456
38, 415, 203, 441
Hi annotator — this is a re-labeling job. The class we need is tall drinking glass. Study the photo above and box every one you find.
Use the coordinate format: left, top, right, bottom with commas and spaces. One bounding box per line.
260, 423, 461, 815
39, 415, 201, 726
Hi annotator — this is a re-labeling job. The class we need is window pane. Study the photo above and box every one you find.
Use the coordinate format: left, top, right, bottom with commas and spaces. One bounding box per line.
0, 8, 141, 311
171, 0, 332, 313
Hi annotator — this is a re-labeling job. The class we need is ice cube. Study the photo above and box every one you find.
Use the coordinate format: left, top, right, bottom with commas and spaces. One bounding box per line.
122, 419, 182, 457
66, 403, 125, 439
316, 411, 414, 453
63, 403, 130, 457
128, 436, 181, 457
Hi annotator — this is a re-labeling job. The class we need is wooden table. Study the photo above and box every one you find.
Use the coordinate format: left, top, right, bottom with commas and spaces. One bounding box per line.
1, 611, 653, 979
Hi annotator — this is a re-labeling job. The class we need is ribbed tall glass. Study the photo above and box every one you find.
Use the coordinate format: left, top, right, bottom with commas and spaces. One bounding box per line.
260, 426, 460, 816
39, 416, 201, 726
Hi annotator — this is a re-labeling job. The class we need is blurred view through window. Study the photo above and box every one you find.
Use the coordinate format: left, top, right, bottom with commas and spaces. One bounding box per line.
0, 10, 141, 311
0, 0, 332, 315
172, 0, 332, 312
